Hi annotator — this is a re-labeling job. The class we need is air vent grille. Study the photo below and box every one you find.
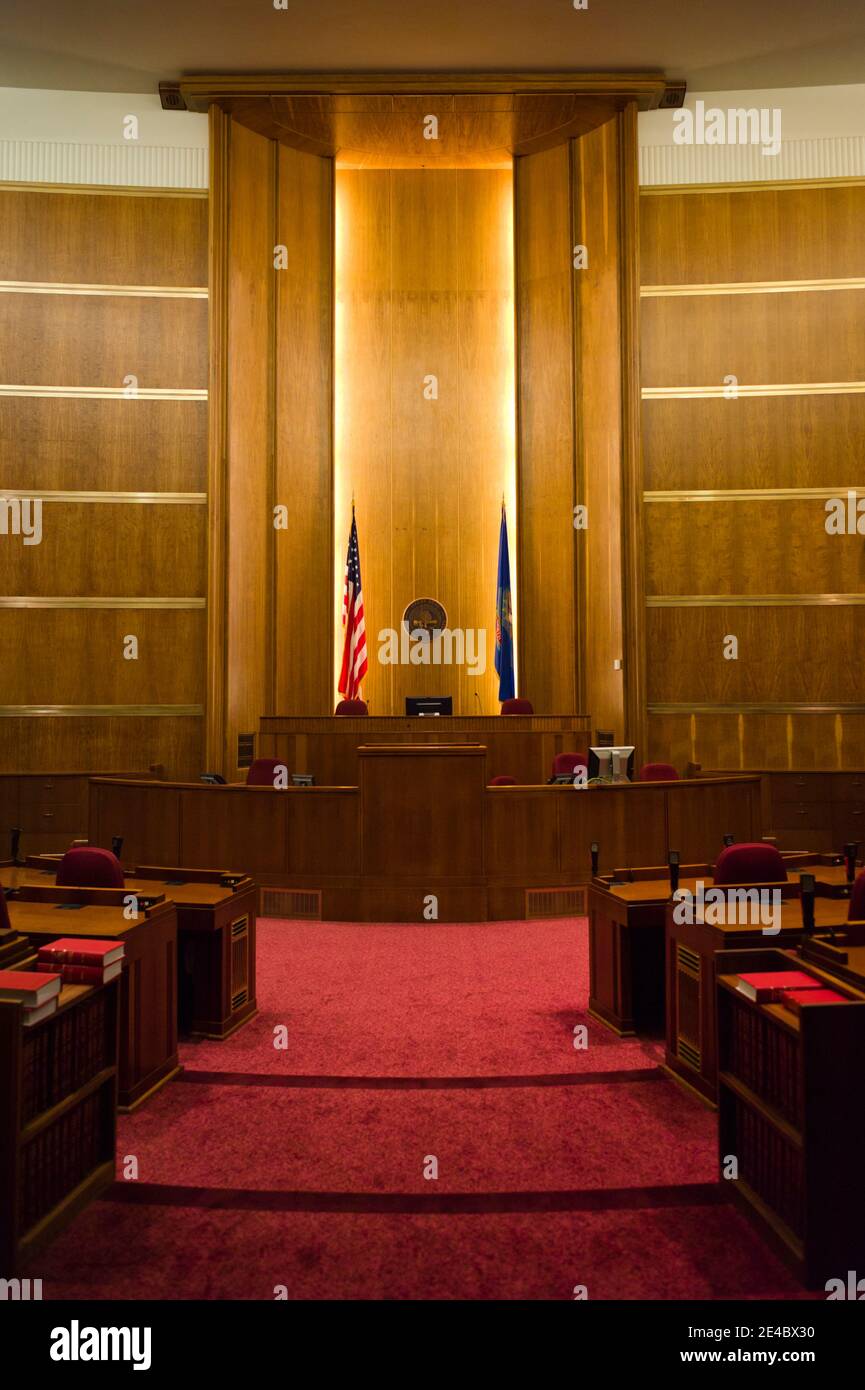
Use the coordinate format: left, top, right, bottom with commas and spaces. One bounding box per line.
260, 888, 322, 920
525, 886, 587, 919
237, 732, 255, 768
677, 1036, 701, 1071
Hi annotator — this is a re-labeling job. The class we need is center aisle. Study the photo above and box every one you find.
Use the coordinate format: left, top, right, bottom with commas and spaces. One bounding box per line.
35, 918, 813, 1300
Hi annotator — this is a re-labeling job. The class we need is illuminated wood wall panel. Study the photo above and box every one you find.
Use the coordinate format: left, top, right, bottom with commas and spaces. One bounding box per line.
515, 109, 643, 740
0, 183, 207, 778
514, 144, 576, 716
641, 180, 865, 770
274, 143, 334, 718
334, 167, 516, 716
208, 114, 335, 772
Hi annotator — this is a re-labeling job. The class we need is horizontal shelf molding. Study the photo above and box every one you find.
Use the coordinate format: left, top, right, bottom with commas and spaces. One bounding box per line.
642, 277, 865, 299
0, 490, 206, 505
649, 703, 865, 715
645, 487, 860, 503
0, 280, 207, 299
0, 385, 207, 400
0, 596, 205, 609
648, 594, 865, 607
0, 704, 204, 717
642, 382, 865, 401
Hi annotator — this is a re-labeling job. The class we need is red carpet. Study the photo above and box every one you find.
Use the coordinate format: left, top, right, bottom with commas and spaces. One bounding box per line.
30, 916, 814, 1300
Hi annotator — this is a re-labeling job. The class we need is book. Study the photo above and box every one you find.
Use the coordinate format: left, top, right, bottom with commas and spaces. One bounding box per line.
37, 938, 124, 968
736, 970, 824, 1003
21, 997, 59, 1028
779, 986, 850, 1012
0, 969, 62, 1008
35, 960, 122, 985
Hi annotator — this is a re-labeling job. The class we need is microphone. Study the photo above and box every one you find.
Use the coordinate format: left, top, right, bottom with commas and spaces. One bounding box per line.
799, 872, 816, 936
112, 835, 124, 860
10, 827, 21, 864
590, 841, 599, 876
844, 841, 859, 888
474, 691, 482, 712
723, 833, 735, 847
668, 850, 680, 894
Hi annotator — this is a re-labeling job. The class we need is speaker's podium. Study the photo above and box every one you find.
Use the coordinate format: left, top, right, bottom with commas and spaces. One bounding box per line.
358, 743, 486, 922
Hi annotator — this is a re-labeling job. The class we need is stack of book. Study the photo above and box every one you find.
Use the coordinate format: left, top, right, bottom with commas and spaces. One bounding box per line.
0, 970, 62, 1026
736, 969, 850, 1012
35, 937, 124, 986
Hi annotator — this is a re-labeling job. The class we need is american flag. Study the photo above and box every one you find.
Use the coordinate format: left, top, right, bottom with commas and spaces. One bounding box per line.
338, 508, 368, 700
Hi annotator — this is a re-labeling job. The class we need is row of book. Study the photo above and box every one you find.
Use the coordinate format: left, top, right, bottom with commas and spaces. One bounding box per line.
19, 1089, 106, 1233
0, 938, 124, 1028
734, 1094, 805, 1237
20, 990, 111, 1124
723, 990, 803, 1126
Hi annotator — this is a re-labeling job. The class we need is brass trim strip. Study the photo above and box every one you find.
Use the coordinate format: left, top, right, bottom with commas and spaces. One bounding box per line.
0, 280, 207, 299
642, 382, 865, 400
0, 181, 207, 198
0, 704, 204, 717
641, 277, 865, 298
644, 487, 857, 503
649, 702, 865, 715
0, 490, 206, 505
0, 385, 207, 400
640, 177, 865, 196
0, 597, 205, 609
648, 594, 865, 608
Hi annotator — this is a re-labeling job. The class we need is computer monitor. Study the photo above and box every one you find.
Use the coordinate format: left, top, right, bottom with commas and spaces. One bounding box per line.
588, 746, 635, 783
406, 696, 453, 717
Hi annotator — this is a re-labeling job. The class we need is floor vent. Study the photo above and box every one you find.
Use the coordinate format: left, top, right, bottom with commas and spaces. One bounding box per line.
260, 887, 322, 920
231, 988, 248, 1011
525, 886, 587, 919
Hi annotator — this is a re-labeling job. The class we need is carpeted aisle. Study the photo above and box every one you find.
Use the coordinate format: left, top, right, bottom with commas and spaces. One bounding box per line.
33, 917, 813, 1300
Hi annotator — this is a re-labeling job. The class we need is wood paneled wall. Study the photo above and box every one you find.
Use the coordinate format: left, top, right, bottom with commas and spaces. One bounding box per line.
514, 107, 644, 738
0, 182, 208, 777
208, 114, 334, 772
640, 179, 865, 771
333, 168, 516, 716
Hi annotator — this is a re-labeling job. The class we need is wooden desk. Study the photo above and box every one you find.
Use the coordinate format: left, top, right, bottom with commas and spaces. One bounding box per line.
88, 767, 763, 923
5, 895, 179, 1112
665, 894, 845, 1106
7, 861, 258, 1041
698, 768, 865, 852
258, 713, 591, 786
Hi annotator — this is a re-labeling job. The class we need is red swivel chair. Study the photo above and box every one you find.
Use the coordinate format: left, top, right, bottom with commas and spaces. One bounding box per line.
246, 758, 283, 787
501, 698, 533, 715
56, 846, 124, 888
639, 762, 679, 782
849, 869, 865, 920
334, 699, 368, 716
551, 752, 588, 778
713, 842, 788, 885
489, 775, 517, 786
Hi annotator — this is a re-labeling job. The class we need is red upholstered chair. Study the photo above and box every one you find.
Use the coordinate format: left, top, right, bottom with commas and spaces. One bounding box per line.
246, 758, 283, 787
849, 869, 865, 920
334, 699, 368, 716
639, 762, 679, 782
551, 752, 588, 778
713, 842, 788, 885
501, 698, 533, 715
56, 846, 124, 888
489, 775, 517, 785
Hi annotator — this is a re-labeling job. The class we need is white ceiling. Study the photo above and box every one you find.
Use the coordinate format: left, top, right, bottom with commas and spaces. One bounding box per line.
0, 0, 864, 96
